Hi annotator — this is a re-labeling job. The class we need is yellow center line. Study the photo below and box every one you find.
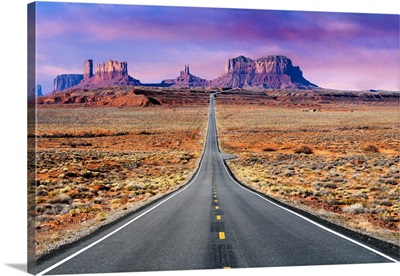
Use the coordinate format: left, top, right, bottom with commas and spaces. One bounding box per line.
215, 206, 219, 210
216, 215, 221, 220
214, 200, 218, 203
219, 232, 225, 240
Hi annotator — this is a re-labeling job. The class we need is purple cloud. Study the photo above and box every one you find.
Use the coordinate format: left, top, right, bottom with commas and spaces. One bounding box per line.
34, 2, 399, 93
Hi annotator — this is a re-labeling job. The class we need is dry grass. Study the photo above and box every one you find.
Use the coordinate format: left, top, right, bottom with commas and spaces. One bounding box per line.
215, 104, 399, 245
29, 105, 208, 257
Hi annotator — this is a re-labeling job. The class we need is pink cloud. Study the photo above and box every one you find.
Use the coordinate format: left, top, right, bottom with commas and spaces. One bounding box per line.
35, 3, 399, 91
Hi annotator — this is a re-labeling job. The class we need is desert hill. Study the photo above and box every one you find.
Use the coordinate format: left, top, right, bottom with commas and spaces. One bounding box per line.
37, 86, 399, 108
37, 87, 159, 107
37, 87, 214, 107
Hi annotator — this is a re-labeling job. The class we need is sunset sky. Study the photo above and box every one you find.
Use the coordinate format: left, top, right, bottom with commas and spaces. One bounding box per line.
34, 2, 399, 94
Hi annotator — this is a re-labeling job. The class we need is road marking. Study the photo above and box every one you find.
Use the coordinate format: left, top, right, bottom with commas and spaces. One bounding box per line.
216, 215, 221, 220
217, 150, 399, 263
37, 139, 208, 276
219, 232, 226, 240
214, 200, 218, 203
224, 267, 231, 269
215, 206, 219, 210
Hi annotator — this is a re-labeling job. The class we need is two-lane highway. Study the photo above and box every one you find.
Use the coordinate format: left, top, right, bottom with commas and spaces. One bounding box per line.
37, 94, 397, 275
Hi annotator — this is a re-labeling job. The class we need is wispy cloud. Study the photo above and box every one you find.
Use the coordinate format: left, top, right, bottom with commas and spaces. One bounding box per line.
34, 2, 399, 93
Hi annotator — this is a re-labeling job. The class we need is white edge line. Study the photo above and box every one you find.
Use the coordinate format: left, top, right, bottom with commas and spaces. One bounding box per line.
211, 94, 399, 264
38, 175, 198, 275
218, 151, 399, 263
37, 111, 213, 276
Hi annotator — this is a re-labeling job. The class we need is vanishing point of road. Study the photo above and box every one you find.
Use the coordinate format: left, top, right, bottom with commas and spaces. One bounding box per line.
37, 93, 398, 275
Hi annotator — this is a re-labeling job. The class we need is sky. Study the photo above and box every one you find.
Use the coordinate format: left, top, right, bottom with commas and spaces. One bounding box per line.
33, 1, 399, 94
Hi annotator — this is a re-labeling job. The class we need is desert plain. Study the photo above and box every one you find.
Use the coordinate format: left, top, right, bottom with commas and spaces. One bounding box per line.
29, 96, 208, 257
29, 88, 399, 258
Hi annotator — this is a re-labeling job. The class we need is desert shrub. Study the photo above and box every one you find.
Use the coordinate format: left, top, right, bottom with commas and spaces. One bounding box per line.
282, 170, 293, 177
44, 203, 71, 215
110, 199, 120, 205
378, 199, 392, 207
324, 195, 339, 205
138, 131, 152, 135
76, 185, 89, 192
322, 181, 337, 189
60, 186, 71, 193
48, 193, 71, 204
36, 185, 48, 196
120, 196, 129, 206
69, 205, 98, 216
342, 203, 365, 214
262, 147, 276, 152
378, 212, 396, 223
384, 178, 397, 185
145, 192, 154, 198
363, 144, 379, 153
125, 183, 135, 191
93, 197, 104, 204
354, 192, 368, 199
371, 206, 386, 214
96, 212, 106, 222
314, 188, 331, 197
294, 145, 313, 154
36, 204, 47, 213
339, 198, 359, 205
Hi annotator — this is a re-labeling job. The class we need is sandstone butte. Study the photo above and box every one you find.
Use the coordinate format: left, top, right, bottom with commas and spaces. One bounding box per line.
208, 55, 318, 89
51, 55, 318, 92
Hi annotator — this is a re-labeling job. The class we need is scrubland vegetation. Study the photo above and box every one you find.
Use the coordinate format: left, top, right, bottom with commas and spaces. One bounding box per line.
29, 106, 208, 257
216, 104, 399, 244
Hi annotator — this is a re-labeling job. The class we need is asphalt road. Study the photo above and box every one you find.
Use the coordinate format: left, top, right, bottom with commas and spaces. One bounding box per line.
37, 94, 397, 275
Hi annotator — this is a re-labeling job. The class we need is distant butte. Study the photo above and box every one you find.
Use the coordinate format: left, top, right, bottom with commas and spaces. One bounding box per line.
209, 55, 318, 89
75, 59, 141, 89
52, 59, 141, 92
51, 55, 318, 92
161, 64, 209, 87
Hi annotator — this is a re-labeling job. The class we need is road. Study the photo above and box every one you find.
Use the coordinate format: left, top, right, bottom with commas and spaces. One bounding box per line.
37, 94, 397, 275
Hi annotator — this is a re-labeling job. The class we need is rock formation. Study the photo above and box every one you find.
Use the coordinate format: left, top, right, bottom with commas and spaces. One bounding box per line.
50, 55, 318, 92
75, 59, 141, 88
161, 64, 209, 87
209, 55, 317, 89
36, 85, 43, 96
95, 60, 128, 79
83, 59, 94, 80
53, 74, 84, 92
